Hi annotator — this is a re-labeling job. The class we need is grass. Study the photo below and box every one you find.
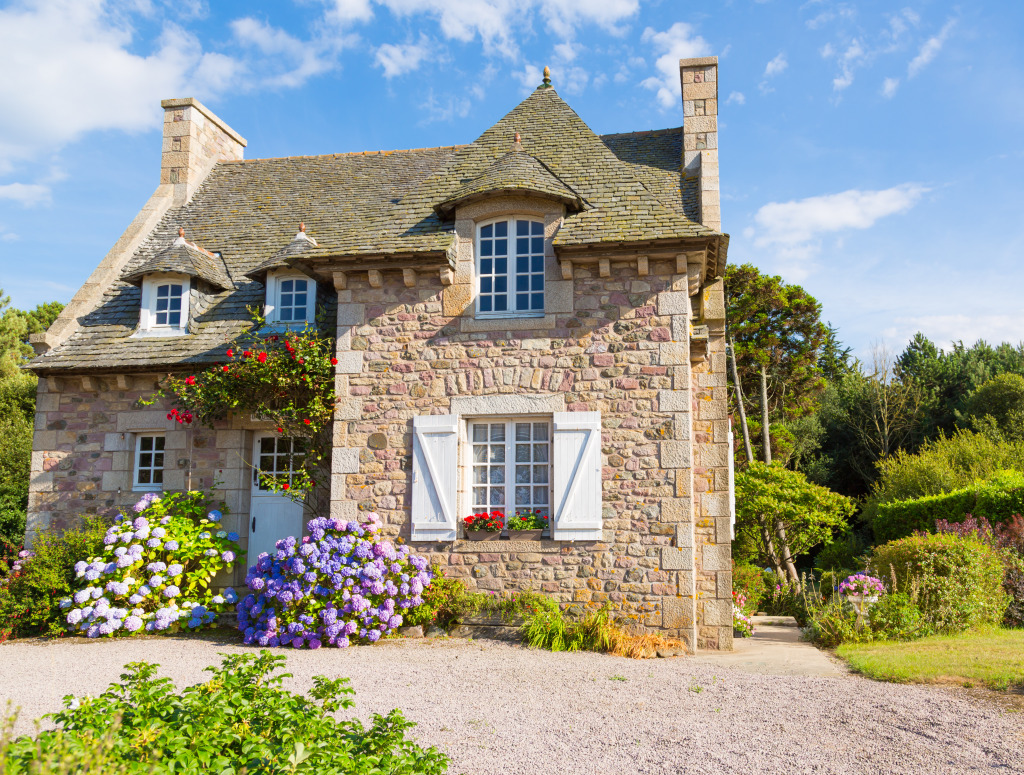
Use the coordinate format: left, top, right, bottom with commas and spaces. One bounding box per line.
836, 627, 1024, 691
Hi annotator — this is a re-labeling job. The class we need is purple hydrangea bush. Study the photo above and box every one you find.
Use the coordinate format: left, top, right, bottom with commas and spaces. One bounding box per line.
237, 512, 432, 649
60, 492, 241, 637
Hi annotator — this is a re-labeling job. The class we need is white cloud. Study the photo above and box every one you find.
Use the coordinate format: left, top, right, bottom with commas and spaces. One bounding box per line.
832, 39, 865, 92
0, 183, 51, 207
374, 37, 431, 78
747, 184, 929, 279
230, 18, 334, 89
726, 91, 745, 106
639, 22, 713, 109
908, 19, 955, 78
763, 52, 788, 78
417, 89, 471, 125
881, 77, 900, 98
0, 0, 241, 175
323, 0, 375, 25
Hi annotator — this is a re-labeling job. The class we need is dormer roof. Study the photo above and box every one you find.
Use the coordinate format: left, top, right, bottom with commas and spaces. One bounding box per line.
121, 230, 234, 290
434, 147, 585, 216
245, 225, 319, 283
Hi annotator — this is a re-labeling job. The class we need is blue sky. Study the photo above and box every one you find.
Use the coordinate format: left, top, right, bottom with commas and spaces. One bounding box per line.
1, 0, 1022, 358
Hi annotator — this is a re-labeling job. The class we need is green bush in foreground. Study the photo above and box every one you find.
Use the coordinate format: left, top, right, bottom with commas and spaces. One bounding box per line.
870, 533, 1008, 633
0, 651, 448, 775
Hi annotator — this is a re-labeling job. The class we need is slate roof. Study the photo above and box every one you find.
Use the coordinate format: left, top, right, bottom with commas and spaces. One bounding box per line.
435, 148, 585, 215
121, 235, 234, 290
31, 84, 722, 373
246, 229, 319, 282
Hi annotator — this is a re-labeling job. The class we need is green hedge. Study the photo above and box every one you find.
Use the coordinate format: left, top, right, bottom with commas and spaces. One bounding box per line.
872, 470, 1024, 543
869, 533, 1008, 633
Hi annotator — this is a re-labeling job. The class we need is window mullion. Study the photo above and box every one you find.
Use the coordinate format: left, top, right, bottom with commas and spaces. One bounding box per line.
505, 419, 515, 520
507, 217, 517, 313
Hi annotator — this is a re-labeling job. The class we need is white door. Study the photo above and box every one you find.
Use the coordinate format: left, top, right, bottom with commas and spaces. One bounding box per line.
247, 434, 305, 567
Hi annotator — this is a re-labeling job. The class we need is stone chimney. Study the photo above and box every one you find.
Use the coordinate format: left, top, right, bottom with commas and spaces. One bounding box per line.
160, 98, 247, 206
679, 57, 719, 232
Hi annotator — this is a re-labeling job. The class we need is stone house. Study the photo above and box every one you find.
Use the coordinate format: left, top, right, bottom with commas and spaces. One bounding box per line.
27, 57, 734, 650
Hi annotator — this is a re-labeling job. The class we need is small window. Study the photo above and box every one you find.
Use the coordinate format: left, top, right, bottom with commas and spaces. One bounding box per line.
469, 419, 551, 517
476, 218, 545, 317
266, 273, 315, 326
133, 434, 165, 491
154, 283, 184, 327
138, 274, 190, 335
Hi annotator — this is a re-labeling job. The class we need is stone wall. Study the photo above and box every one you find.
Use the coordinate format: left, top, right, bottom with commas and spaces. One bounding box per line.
328, 245, 732, 649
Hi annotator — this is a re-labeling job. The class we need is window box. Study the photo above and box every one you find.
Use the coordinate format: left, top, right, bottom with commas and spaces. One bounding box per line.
507, 528, 544, 541
464, 530, 503, 542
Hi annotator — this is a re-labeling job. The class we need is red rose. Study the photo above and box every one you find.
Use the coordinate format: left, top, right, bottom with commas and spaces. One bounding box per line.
222, 365, 229, 372
243, 350, 252, 358
303, 418, 311, 425
298, 358, 304, 365
277, 427, 284, 433
184, 376, 196, 386
331, 358, 338, 365
282, 483, 290, 491
257, 352, 268, 363
226, 349, 233, 357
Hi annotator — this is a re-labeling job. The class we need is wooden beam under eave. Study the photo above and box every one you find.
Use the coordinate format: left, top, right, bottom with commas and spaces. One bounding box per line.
403, 268, 416, 287
367, 270, 384, 288
332, 271, 348, 291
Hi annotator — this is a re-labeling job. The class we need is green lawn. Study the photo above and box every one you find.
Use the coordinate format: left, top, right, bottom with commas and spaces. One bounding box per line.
836, 627, 1024, 691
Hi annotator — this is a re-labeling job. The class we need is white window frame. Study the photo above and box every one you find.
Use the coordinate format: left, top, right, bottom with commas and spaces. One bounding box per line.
264, 270, 316, 327
462, 416, 553, 528
137, 273, 189, 336
133, 433, 166, 492
475, 216, 546, 319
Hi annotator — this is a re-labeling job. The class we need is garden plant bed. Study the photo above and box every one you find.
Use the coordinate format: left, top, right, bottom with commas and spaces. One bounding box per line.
2, 635, 1022, 774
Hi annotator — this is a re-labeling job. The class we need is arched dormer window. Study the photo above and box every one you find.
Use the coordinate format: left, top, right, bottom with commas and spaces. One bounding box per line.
476, 217, 545, 317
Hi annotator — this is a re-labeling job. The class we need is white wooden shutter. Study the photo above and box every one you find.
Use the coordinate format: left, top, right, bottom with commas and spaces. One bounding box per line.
411, 415, 459, 541
551, 411, 603, 541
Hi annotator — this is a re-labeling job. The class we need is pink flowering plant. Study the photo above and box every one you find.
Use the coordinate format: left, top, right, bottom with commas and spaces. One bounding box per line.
838, 573, 885, 598
732, 590, 755, 637
59, 491, 241, 637
238, 512, 433, 649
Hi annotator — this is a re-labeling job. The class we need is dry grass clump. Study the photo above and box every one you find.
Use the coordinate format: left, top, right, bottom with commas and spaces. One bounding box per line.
521, 602, 688, 658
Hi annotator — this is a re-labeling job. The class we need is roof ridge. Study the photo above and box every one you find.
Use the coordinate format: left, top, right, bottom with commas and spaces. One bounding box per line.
219, 144, 471, 164
600, 127, 682, 140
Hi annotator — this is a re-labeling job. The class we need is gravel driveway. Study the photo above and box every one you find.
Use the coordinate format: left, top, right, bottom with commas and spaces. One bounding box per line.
1, 634, 1022, 774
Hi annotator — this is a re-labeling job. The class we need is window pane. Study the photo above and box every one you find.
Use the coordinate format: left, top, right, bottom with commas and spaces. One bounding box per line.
533, 486, 547, 503
138, 469, 151, 484
139, 453, 152, 468
474, 467, 487, 484
472, 425, 487, 442
156, 297, 169, 312
515, 486, 530, 505
515, 444, 530, 462
489, 424, 505, 442
489, 466, 504, 483
533, 465, 548, 483
532, 256, 544, 273
495, 239, 507, 255
532, 221, 544, 235
259, 455, 275, 471
168, 311, 181, 326
489, 446, 505, 463
533, 423, 548, 441
532, 292, 544, 309
140, 436, 153, 451
473, 445, 488, 463
495, 257, 507, 274
516, 293, 528, 309
517, 237, 529, 254
494, 221, 507, 237
534, 444, 549, 462
515, 465, 530, 483
153, 452, 164, 468
495, 277, 507, 293
260, 437, 275, 453
494, 295, 507, 311
515, 423, 531, 441
490, 488, 504, 506
281, 280, 293, 293
516, 220, 529, 236
474, 487, 487, 505
480, 258, 492, 274
154, 437, 165, 450
481, 224, 492, 238
479, 296, 492, 312
153, 469, 164, 484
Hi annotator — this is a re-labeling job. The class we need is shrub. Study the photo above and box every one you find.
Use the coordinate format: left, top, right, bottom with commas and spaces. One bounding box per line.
814, 529, 867, 571
873, 470, 1024, 542
869, 533, 1008, 632
963, 373, 1024, 442
760, 577, 810, 625
402, 572, 487, 629
238, 513, 432, 648
803, 598, 863, 648
519, 601, 686, 658
60, 492, 241, 637
731, 561, 768, 612
0, 650, 449, 774
0, 516, 107, 640
868, 591, 928, 641
864, 430, 1024, 522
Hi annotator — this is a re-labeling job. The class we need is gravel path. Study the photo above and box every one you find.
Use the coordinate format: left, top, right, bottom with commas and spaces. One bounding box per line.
2, 635, 1022, 774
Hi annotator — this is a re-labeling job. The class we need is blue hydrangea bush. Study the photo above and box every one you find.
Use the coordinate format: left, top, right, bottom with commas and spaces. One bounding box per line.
60, 492, 241, 637
238, 513, 432, 648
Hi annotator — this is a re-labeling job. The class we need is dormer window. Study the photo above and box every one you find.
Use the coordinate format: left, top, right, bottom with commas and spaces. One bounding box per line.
477, 217, 545, 317
265, 271, 316, 326
138, 273, 190, 336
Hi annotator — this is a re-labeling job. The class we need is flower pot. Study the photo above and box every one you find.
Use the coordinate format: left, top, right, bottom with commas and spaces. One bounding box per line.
508, 529, 544, 541
465, 530, 502, 541
845, 594, 879, 629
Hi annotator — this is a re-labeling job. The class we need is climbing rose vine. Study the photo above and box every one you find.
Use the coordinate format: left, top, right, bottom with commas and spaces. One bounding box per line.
238, 513, 432, 648
60, 492, 240, 637
154, 314, 337, 494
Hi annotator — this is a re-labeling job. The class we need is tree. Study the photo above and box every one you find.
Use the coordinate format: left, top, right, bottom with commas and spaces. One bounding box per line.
963, 373, 1024, 442
734, 462, 855, 584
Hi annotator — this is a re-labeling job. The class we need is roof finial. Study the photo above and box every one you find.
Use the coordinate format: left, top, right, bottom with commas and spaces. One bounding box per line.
513, 131, 524, 152
542, 66, 551, 88
299, 222, 305, 232
178, 227, 185, 238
